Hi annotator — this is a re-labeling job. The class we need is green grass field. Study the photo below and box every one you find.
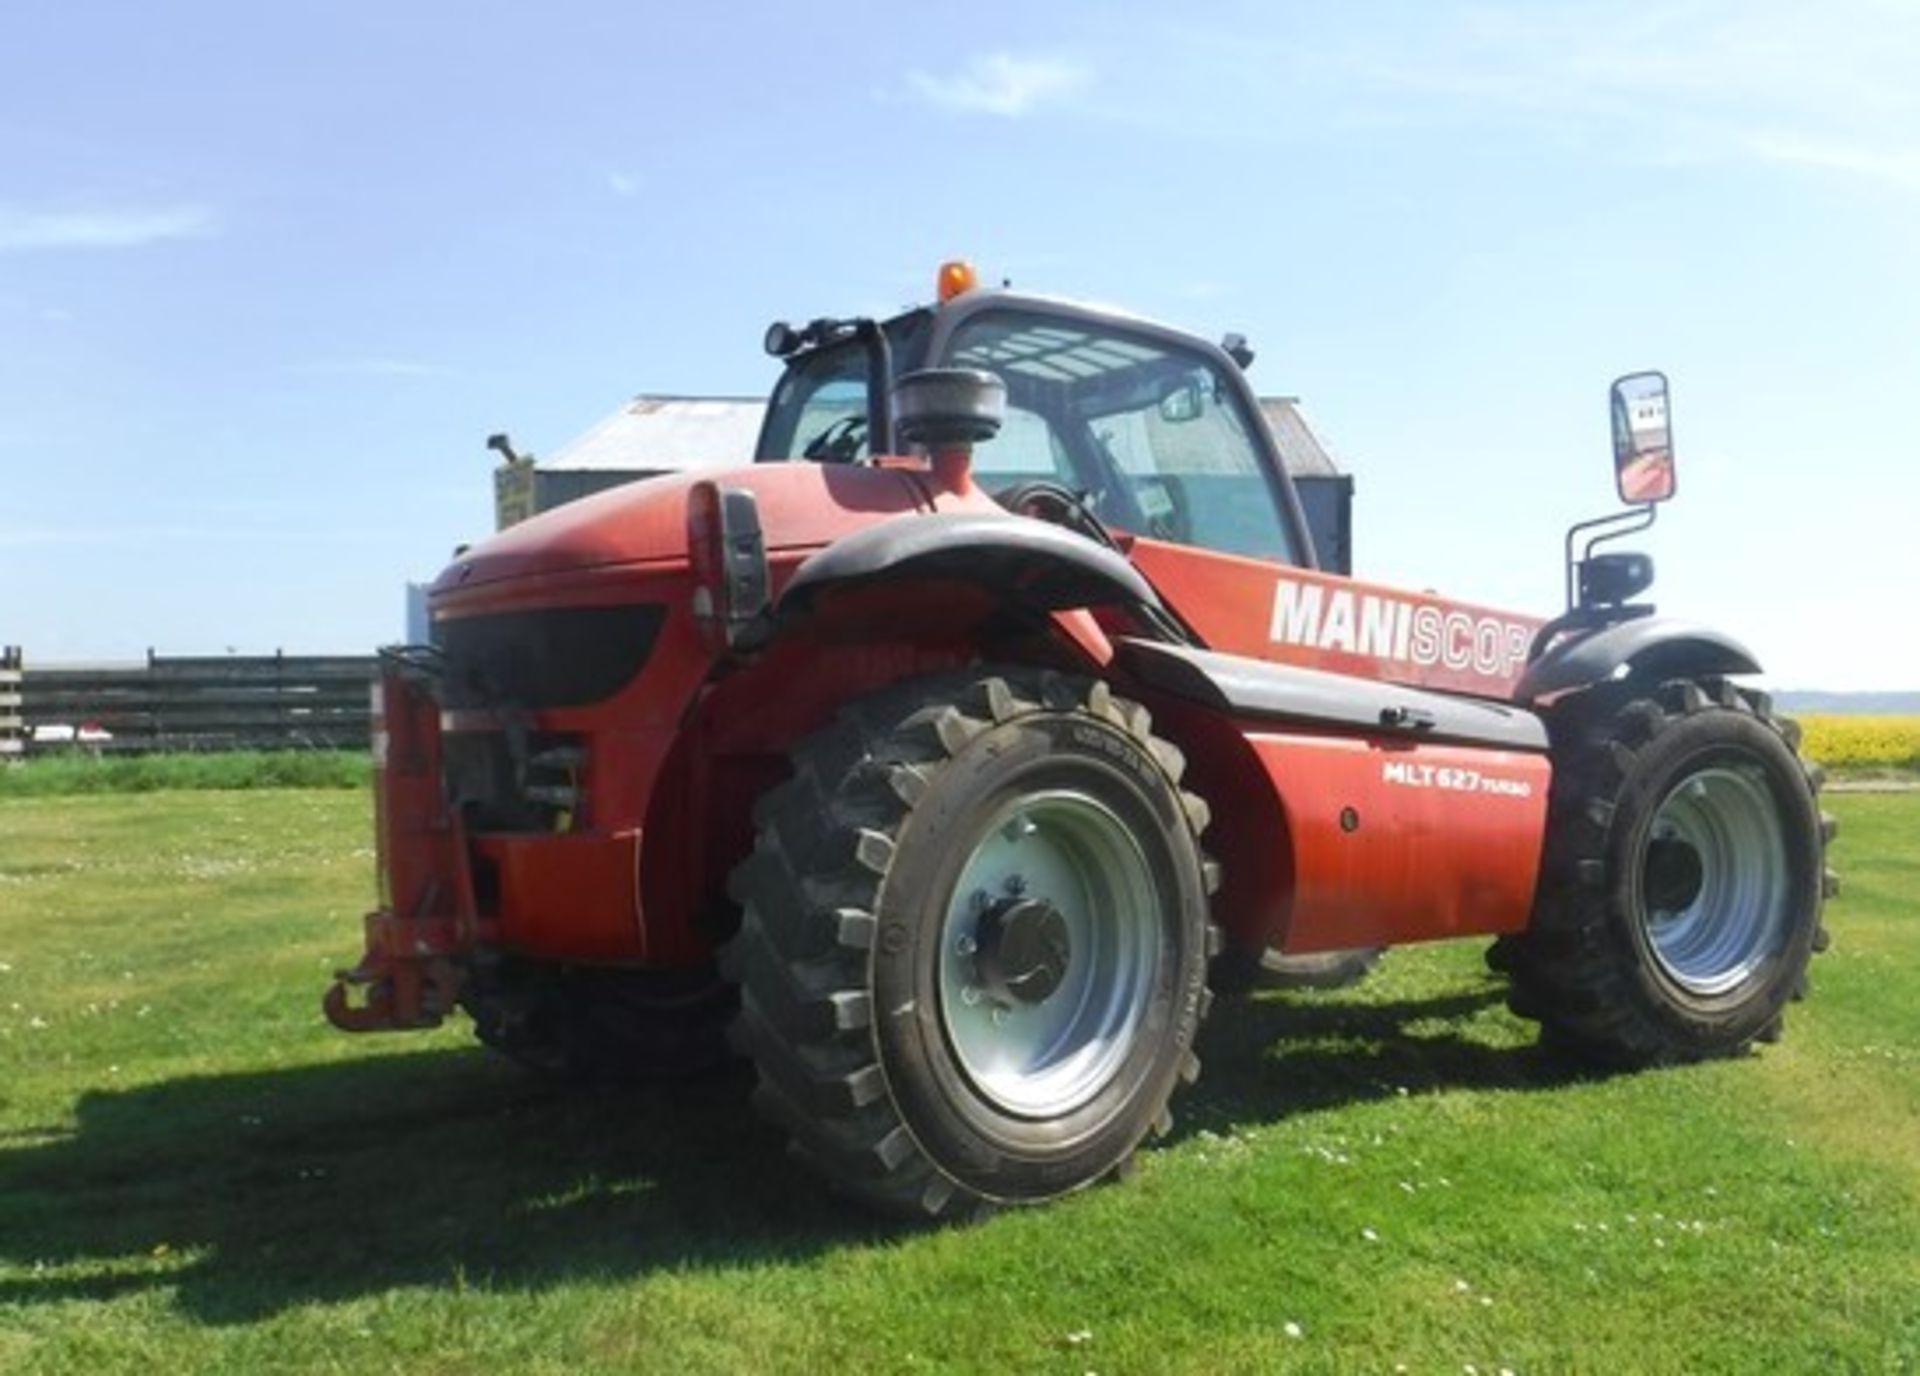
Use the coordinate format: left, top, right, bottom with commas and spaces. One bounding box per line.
0, 751, 368, 799
1, 790, 1914, 1374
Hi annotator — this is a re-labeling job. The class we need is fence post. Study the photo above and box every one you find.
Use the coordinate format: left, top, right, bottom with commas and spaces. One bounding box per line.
0, 646, 23, 760
148, 645, 165, 748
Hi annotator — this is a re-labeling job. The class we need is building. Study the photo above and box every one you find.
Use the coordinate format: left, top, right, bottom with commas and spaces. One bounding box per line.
496, 394, 1355, 574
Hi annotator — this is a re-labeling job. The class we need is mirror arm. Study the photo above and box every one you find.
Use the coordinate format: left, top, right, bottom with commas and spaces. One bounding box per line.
1563, 504, 1657, 612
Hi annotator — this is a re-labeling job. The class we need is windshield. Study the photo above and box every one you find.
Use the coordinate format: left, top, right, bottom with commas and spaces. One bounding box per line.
752, 301, 1298, 566
755, 311, 931, 463
946, 310, 1300, 564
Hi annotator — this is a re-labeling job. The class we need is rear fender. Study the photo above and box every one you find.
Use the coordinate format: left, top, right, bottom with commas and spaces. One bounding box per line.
1515, 618, 1761, 704
642, 512, 1155, 966
642, 614, 1117, 966
777, 511, 1166, 624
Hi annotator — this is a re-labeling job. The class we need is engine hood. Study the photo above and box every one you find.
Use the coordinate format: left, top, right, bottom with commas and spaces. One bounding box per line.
432, 462, 983, 597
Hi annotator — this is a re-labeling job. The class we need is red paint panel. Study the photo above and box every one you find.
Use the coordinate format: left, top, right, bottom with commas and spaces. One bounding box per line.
474, 831, 647, 962
373, 672, 477, 938
1245, 730, 1551, 952
1127, 539, 1546, 699
434, 461, 1003, 598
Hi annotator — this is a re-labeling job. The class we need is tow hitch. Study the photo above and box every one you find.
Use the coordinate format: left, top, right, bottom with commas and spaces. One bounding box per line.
324, 648, 480, 1032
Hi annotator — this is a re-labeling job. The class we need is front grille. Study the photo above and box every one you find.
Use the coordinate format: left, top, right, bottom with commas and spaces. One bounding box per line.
434, 604, 665, 711
443, 731, 585, 832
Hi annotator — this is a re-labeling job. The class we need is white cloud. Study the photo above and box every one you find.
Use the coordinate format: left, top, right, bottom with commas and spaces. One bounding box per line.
607, 170, 640, 197
1317, 2, 1920, 192
1740, 131, 1920, 193
0, 205, 215, 253
907, 53, 1088, 118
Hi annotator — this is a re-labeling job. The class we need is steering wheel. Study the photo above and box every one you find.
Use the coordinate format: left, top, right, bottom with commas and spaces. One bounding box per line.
992, 480, 1124, 553
802, 415, 866, 464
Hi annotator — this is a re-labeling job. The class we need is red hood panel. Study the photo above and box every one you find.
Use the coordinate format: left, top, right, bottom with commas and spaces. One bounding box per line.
434, 463, 950, 595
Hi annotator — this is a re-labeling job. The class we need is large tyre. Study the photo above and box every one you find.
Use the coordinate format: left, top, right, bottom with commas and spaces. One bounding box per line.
461, 959, 734, 1080
1256, 946, 1384, 991
721, 668, 1219, 1219
1507, 678, 1836, 1066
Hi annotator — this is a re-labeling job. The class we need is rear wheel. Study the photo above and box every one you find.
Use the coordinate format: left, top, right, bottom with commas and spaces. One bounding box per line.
721, 669, 1218, 1218
1507, 678, 1835, 1066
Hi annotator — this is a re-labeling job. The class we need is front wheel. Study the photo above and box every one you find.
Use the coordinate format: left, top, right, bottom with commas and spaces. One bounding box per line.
721, 669, 1218, 1218
1507, 678, 1835, 1066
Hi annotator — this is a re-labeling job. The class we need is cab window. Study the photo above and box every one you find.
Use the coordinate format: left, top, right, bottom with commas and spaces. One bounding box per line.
972, 404, 1076, 485
757, 312, 930, 463
943, 311, 1298, 564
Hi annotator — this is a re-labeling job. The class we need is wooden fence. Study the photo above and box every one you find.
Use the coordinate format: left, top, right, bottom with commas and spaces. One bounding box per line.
0, 647, 21, 759
12, 651, 378, 756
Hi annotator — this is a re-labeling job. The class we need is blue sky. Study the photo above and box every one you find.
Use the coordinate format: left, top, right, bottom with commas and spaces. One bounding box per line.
3, 1, 1915, 689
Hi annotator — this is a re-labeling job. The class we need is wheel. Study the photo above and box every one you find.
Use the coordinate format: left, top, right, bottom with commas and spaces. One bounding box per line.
1506, 678, 1837, 1066
1255, 946, 1384, 991
721, 668, 1219, 1218
461, 959, 734, 1080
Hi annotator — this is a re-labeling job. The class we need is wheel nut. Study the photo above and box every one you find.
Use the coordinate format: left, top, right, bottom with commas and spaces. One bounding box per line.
955, 934, 977, 956
991, 1006, 1009, 1026
961, 984, 982, 1006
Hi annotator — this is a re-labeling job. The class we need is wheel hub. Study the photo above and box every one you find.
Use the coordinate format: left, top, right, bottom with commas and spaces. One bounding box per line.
972, 896, 1072, 1006
937, 790, 1162, 1117
1643, 837, 1705, 913
1640, 764, 1791, 997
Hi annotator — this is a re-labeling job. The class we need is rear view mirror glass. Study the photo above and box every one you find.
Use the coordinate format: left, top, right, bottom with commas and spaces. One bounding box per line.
1157, 380, 1204, 424
1611, 371, 1675, 505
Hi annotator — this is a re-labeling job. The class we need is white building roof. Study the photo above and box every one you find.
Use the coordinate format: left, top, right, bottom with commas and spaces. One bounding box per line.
546, 395, 768, 472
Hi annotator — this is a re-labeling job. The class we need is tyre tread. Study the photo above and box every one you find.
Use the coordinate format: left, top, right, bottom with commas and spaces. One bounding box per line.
720, 667, 1219, 1218
1505, 677, 1833, 1067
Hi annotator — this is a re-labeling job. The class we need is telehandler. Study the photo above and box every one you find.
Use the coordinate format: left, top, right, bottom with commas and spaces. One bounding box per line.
329, 263, 1833, 1217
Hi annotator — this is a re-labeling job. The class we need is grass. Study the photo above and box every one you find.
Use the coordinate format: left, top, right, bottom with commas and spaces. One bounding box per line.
0, 750, 369, 798
0, 789, 1915, 1374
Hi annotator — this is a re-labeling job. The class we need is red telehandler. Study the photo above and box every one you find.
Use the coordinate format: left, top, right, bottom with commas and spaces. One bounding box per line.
328, 264, 1834, 1218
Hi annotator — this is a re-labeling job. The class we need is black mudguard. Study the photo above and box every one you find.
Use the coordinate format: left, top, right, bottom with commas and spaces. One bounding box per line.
1515, 617, 1760, 704
778, 512, 1166, 618
1117, 637, 1548, 751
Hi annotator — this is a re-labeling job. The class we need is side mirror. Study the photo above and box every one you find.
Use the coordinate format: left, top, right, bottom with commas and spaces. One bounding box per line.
1157, 379, 1204, 424
1611, 370, 1675, 505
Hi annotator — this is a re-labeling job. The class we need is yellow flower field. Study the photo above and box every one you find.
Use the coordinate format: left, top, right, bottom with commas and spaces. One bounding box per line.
1795, 714, 1920, 771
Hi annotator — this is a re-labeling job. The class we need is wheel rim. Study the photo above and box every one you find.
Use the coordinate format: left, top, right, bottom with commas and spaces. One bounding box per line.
938, 789, 1162, 1117
1639, 764, 1790, 996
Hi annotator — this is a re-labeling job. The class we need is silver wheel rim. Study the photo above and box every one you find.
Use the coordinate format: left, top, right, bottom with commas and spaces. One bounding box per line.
938, 789, 1162, 1117
1640, 764, 1790, 996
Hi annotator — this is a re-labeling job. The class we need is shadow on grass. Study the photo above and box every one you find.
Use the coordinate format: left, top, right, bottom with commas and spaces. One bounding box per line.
1176, 981, 1588, 1142
0, 1050, 890, 1323
0, 980, 1590, 1322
